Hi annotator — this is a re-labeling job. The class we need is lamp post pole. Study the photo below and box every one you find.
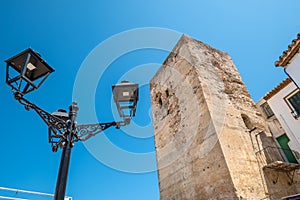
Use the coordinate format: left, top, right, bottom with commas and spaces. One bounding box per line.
54, 102, 78, 200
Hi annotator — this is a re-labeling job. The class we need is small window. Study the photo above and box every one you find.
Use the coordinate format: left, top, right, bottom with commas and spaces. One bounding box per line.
287, 91, 300, 117
261, 102, 274, 118
241, 114, 253, 129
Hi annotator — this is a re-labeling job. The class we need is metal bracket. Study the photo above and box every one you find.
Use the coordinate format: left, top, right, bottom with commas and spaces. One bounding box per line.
13, 92, 129, 151
76, 122, 119, 141
286, 169, 296, 185
14, 92, 68, 151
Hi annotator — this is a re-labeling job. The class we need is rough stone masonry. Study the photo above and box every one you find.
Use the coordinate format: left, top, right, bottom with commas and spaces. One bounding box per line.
150, 35, 278, 199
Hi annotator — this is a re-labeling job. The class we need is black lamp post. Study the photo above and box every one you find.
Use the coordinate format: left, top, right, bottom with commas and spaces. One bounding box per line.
5, 48, 139, 200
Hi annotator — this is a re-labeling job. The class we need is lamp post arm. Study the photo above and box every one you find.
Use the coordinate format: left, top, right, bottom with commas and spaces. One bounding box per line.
76, 121, 126, 141
13, 92, 68, 139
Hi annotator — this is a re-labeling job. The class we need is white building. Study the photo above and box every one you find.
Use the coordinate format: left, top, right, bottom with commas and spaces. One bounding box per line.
257, 78, 300, 163
275, 33, 300, 88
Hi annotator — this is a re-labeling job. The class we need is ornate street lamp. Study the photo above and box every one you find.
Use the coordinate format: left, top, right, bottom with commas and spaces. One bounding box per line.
112, 80, 139, 124
5, 48, 54, 96
4, 49, 139, 200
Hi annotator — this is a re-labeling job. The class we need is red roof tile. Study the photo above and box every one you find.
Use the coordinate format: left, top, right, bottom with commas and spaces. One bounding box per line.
275, 33, 300, 67
263, 78, 292, 100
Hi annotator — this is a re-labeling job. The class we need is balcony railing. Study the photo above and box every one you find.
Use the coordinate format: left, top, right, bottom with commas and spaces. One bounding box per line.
256, 146, 300, 171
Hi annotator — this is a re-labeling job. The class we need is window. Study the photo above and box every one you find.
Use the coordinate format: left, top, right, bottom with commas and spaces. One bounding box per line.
286, 90, 300, 119
261, 102, 274, 118
288, 91, 300, 114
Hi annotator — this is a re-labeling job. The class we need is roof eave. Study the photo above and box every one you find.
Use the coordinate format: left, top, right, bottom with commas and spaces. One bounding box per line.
275, 33, 300, 68
263, 78, 292, 100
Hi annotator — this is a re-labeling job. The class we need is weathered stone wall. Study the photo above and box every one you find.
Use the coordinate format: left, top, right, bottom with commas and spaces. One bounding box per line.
151, 50, 237, 199
151, 35, 269, 199
263, 169, 300, 199
151, 35, 300, 199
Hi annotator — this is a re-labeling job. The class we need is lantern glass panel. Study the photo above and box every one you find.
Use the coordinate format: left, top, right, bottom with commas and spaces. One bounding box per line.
5, 48, 54, 81
112, 81, 138, 118
5, 48, 54, 95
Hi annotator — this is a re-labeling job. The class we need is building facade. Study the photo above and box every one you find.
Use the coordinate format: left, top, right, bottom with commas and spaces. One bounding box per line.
257, 78, 300, 156
275, 33, 300, 88
151, 35, 300, 200
256, 77, 300, 199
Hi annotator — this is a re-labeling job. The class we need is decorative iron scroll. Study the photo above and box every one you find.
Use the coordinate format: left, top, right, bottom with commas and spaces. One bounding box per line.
76, 122, 118, 141
14, 92, 68, 151
13, 92, 124, 151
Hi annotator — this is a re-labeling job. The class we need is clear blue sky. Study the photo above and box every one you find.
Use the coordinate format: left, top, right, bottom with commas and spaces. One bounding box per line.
1, 1, 300, 200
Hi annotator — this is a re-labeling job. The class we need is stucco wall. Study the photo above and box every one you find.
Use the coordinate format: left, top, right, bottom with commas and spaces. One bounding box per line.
267, 82, 300, 153
286, 52, 300, 88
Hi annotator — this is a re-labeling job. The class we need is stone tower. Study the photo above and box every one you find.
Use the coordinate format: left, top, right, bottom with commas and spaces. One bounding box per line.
150, 35, 272, 199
